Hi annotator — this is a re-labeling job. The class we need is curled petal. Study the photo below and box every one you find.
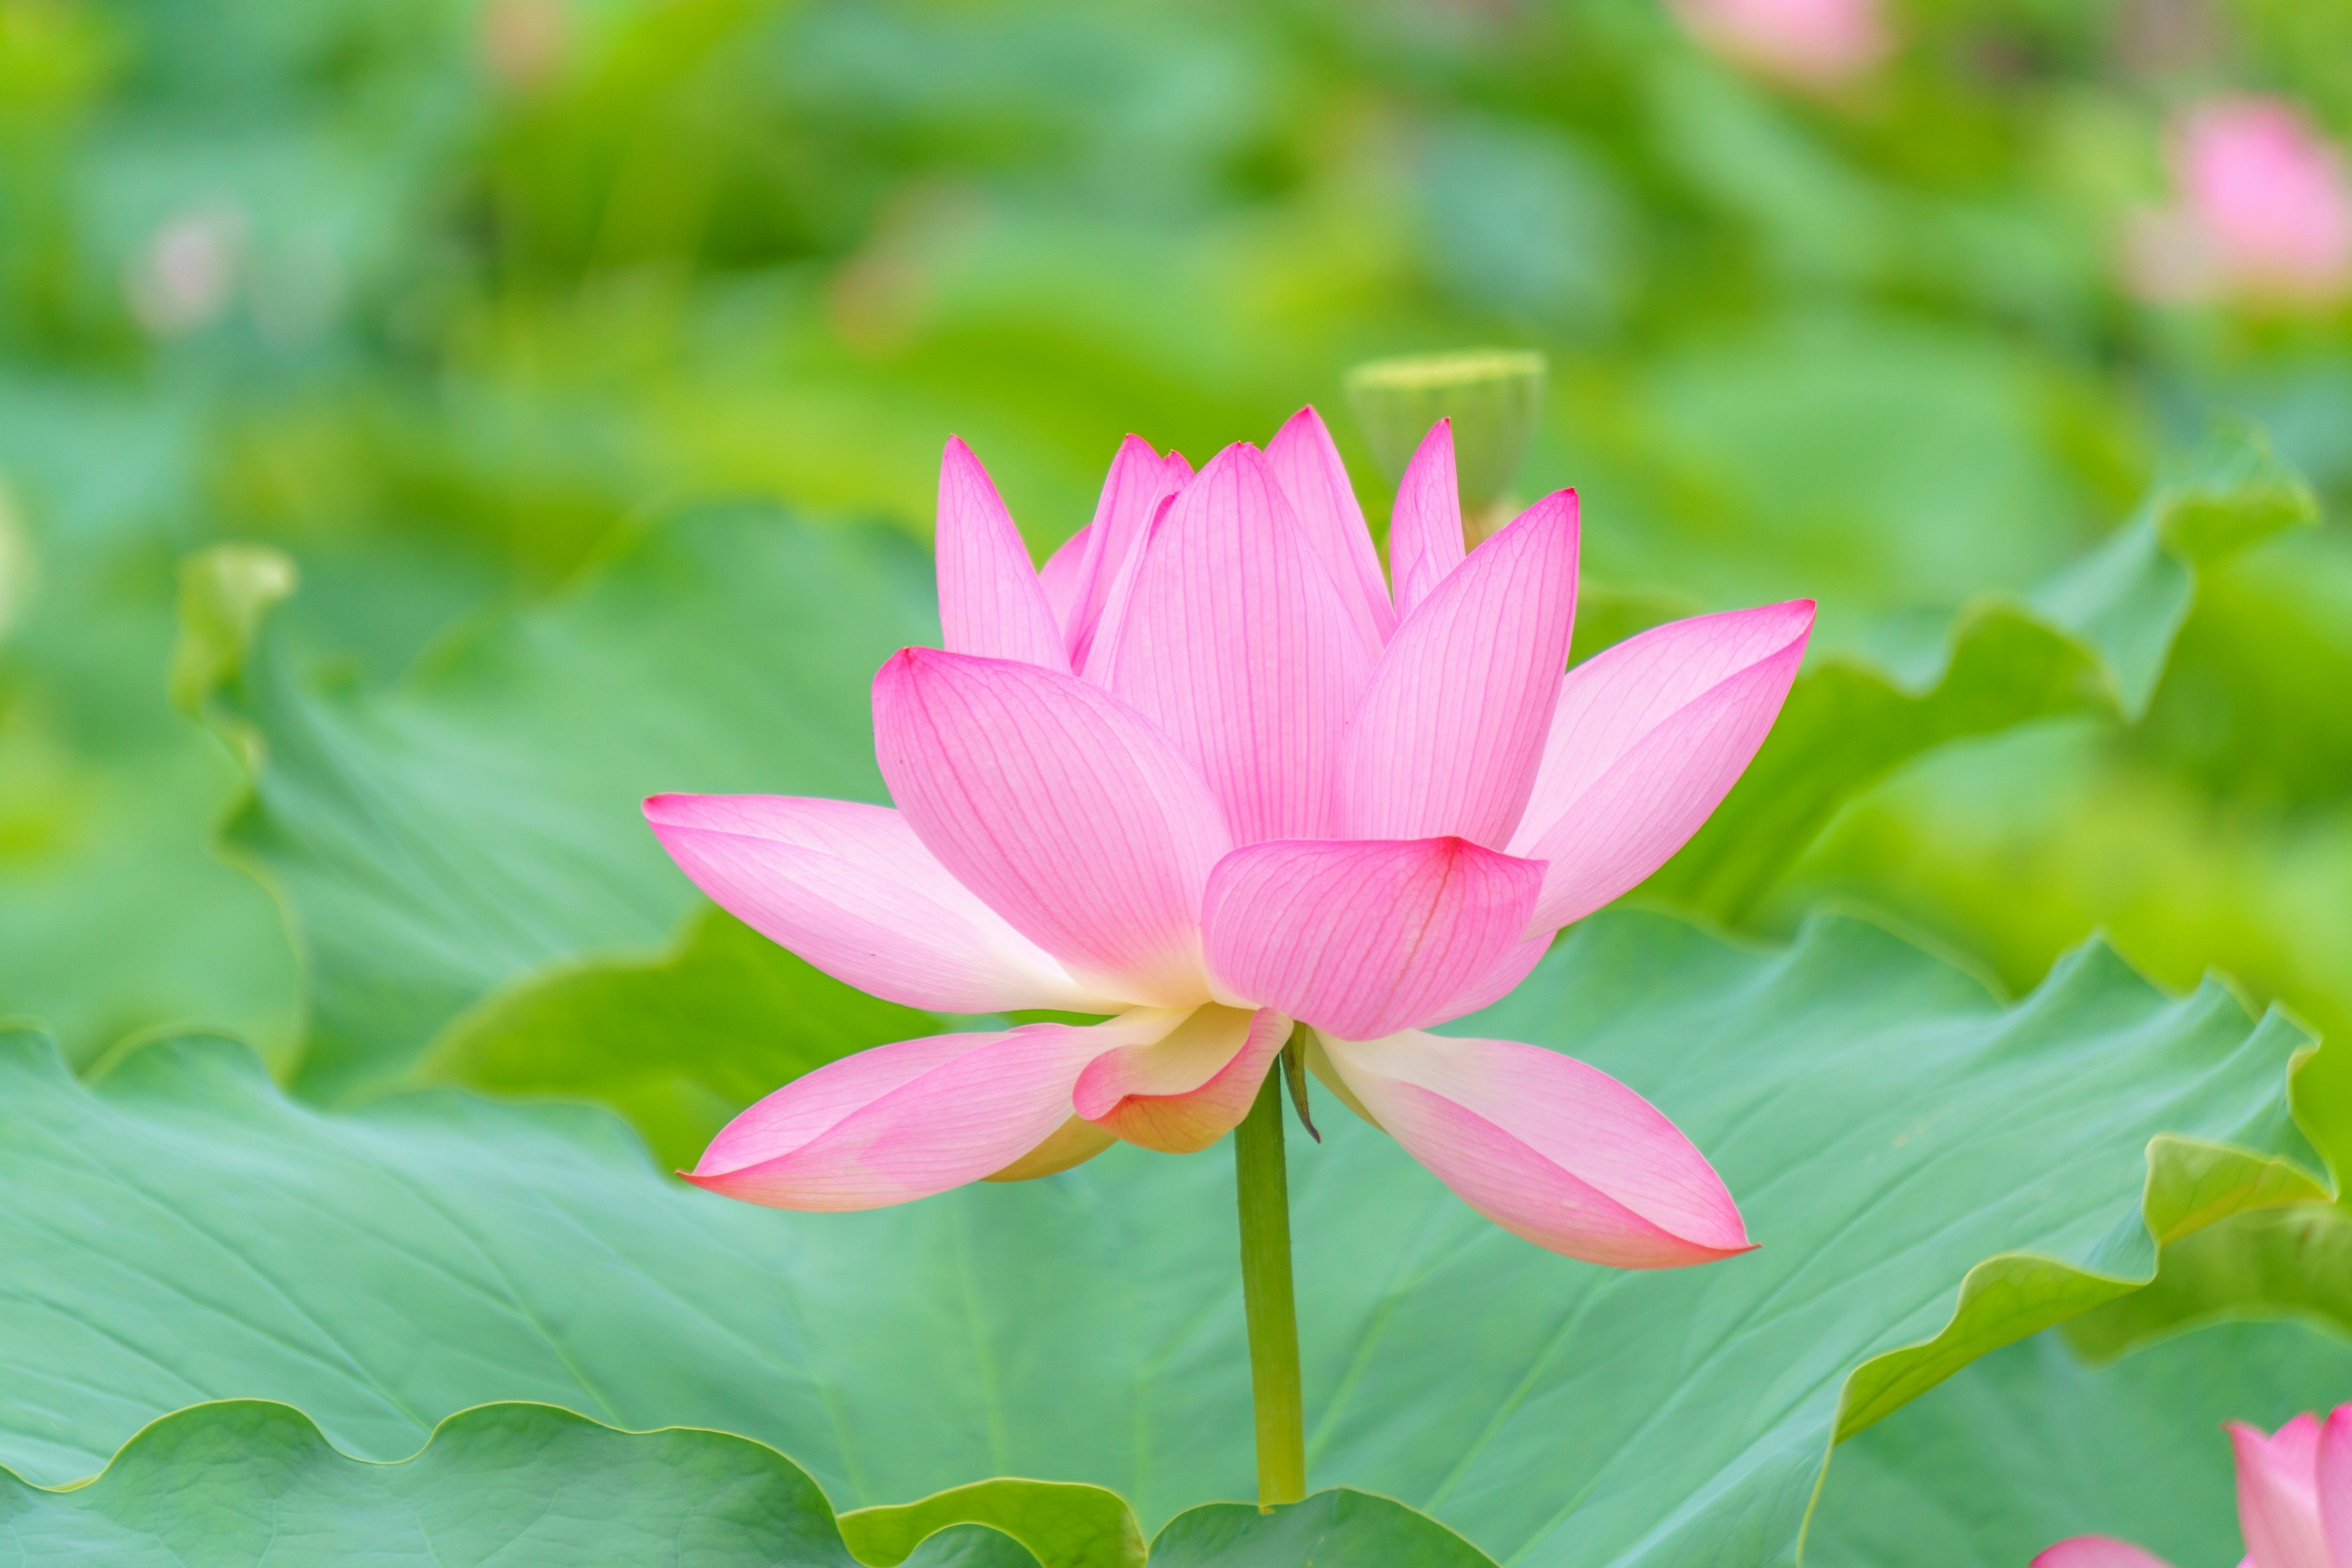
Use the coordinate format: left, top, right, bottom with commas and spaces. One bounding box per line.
1512, 601, 1811, 932
2030, 1542, 2176, 1568
2319, 1405, 2352, 1568
1105, 443, 1373, 843
1073, 1005, 1291, 1153
644, 794, 1112, 1014
1065, 435, 1182, 671
687, 1024, 1111, 1210
874, 648, 1229, 1006
2233, 1416, 2331, 1568
1321, 1030, 1751, 1268
935, 438, 1069, 673
1203, 837, 1544, 1041
1336, 491, 1580, 849
1388, 419, 1465, 622
1266, 405, 1394, 655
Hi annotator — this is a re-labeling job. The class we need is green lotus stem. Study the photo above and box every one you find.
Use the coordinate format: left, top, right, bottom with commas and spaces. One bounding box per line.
1234, 1064, 1306, 1509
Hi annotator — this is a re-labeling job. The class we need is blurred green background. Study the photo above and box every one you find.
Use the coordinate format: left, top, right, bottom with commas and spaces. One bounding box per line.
6, 0, 2351, 1134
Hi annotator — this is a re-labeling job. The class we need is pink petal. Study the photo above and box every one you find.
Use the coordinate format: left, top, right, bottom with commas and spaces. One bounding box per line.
2031, 1540, 2177, 1568
935, 437, 1071, 673
984, 1115, 1116, 1183
1266, 405, 1394, 656
1065, 435, 1182, 671
1202, 837, 1544, 1041
1072, 1005, 1291, 1153
1510, 600, 1812, 932
1319, 1030, 1752, 1268
686, 1023, 1112, 1210
2318, 1405, 2352, 1568
873, 647, 1230, 1007
1079, 488, 1183, 686
1335, 491, 1580, 849
1388, 419, 1466, 622
1038, 523, 1097, 635
1102, 443, 1374, 843
2232, 1417, 2331, 1568
644, 794, 1114, 1014
1164, 450, 1194, 484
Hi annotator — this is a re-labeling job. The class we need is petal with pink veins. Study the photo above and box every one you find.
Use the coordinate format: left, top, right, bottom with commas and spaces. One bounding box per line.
1038, 523, 1096, 635
1336, 491, 1580, 848
644, 794, 1116, 1014
875, 647, 1231, 1006
935, 437, 1070, 673
686, 1022, 1115, 1210
1074, 1004, 1291, 1153
1203, 837, 1544, 1041
2232, 1415, 2331, 1568
1267, 405, 1394, 655
1388, 419, 1466, 622
1063, 435, 1182, 671
1510, 600, 1812, 932
2030, 1540, 2176, 1568
2318, 1404, 2352, 1568
1104, 443, 1374, 843
1318, 1030, 1752, 1268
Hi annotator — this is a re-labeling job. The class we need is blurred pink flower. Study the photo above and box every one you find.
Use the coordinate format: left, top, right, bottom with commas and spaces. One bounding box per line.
2038, 1404, 2352, 1568
125, 206, 246, 336
1670, 0, 1891, 88
646, 411, 1811, 1267
2126, 97, 2352, 306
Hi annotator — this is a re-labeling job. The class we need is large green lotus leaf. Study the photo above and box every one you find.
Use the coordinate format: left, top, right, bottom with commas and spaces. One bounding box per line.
2064, 1201, 2352, 1359
193, 505, 939, 1102
0, 910, 2322, 1566
0, 385, 301, 1073
422, 905, 941, 1174
1806, 1319, 2352, 1568
1646, 426, 2316, 922
0, 1396, 1490, 1568
0, 1401, 1042, 1568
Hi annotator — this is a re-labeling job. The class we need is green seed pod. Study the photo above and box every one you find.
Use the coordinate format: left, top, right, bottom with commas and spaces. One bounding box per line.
1344, 349, 1548, 522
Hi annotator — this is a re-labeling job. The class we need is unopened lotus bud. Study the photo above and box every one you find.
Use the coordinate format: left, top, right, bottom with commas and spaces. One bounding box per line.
1345, 349, 1547, 546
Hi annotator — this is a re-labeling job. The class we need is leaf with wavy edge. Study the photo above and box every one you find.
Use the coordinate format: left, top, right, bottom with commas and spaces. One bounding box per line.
184, 504, 939, 1102
0, 1400, 1497, 1567
2063, 1199, 2352, 1360
0, 910, 2321, 1565
1647, 426, 2317, 921
0, 1401, 1039, 1567
841, 1479, 1146, 1568
1807, 1319, 2352, 1568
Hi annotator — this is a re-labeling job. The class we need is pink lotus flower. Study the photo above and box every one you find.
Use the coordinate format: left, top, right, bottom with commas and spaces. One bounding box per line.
646, 410, 1811, 1268
2038, 1404, 2352, 1568
1670, 0, 1891, 89
2126, 98, 2352, 306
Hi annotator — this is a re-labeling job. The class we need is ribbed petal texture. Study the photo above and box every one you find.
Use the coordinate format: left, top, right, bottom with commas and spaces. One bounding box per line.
875, 648, 1230, 1007
1106, 443, 1373, 843
1203, 837, 1544, 1041
1336, 491, 1580, 848
1320, 1030, 1752, 1268
644, 794, 1109, 1014
934, 437, 1069, 673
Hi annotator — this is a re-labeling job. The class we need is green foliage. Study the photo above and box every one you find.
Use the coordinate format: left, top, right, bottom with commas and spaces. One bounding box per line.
0, 1401, 1042, 1567
0, 907, 2318, 1564
424, 905, 939, 1172
842, 1480, 1145, 1568
186, 505, 936, 1102
1809, 1320, 2352, 1568
1648, 427, 2318, 923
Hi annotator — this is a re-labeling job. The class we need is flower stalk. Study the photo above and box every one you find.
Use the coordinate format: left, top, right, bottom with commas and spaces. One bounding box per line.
1234, 1062, 1306, 1507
